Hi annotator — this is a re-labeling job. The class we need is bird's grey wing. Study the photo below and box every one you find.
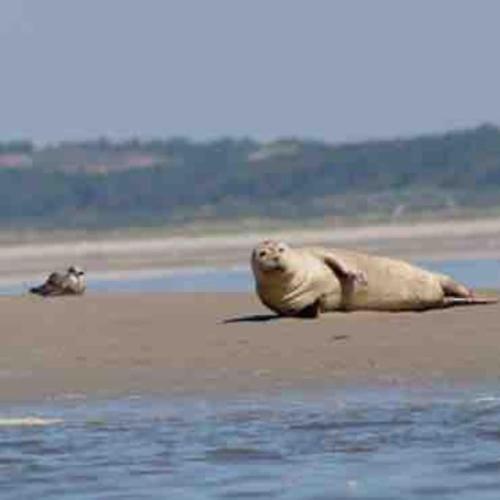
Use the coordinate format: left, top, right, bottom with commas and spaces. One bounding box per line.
46, 272, 66, 287
49, 273, 69, 295
30, 272, 65, 296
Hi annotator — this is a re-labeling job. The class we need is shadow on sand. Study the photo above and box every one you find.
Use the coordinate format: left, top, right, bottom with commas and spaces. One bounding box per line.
223, 314, 281, 324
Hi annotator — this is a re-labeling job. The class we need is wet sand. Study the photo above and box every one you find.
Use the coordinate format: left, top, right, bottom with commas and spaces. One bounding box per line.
1, 293, 500, 402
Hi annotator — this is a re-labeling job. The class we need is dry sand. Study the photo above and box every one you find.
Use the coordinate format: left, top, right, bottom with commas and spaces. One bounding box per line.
1, 293, 500, 402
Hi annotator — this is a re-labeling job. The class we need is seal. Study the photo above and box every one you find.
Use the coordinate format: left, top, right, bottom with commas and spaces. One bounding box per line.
30, 265, 86, 297
251, 240, 497, 317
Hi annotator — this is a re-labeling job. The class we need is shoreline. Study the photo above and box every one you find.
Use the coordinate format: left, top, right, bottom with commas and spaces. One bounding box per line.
0, 216, 500, 281
1, 293, 500, 403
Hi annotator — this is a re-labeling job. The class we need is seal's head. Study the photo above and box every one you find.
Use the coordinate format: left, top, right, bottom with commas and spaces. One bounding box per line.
67, 265, 85, 277
251, 240, 294, 276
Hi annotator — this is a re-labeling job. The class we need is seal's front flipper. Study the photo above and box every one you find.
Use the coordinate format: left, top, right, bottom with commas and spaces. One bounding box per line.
320, 253, 368, 287
344, 269, 368, 286
296, 301, 320, 319
442, 296, 499, 308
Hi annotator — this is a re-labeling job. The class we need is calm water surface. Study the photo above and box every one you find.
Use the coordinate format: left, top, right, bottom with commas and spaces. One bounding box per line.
1, 258, 498, 295
84, 258, 500, 294
1, 258, 499, 498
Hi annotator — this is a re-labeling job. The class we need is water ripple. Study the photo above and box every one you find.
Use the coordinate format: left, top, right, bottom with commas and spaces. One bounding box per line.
204, 447, 285, 464
2, 388, 500, 499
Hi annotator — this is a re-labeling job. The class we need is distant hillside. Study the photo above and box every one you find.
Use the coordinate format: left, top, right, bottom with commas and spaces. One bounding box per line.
1, 124, 500, 229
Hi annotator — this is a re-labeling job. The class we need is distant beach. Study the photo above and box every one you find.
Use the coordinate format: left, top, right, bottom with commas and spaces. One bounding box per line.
0, 216, 500, 285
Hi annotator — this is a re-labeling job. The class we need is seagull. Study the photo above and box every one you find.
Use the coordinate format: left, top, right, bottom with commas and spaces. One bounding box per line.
30, 266, 86, 297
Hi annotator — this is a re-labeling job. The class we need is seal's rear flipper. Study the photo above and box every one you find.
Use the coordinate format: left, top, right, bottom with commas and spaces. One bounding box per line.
443, 296, 499, 307
439, 276, 473, 298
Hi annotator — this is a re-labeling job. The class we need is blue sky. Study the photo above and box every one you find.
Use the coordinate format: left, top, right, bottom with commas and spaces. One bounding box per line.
1, 0, 499, 143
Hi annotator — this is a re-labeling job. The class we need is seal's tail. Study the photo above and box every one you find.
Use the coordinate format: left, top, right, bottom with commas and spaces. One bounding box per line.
443, 296, 499, 307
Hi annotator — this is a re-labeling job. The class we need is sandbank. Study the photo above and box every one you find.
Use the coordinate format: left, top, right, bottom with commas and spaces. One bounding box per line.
1, 293, 499, 402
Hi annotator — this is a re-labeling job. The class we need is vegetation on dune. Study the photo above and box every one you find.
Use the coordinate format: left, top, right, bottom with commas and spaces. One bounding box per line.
1, 124, 500, 229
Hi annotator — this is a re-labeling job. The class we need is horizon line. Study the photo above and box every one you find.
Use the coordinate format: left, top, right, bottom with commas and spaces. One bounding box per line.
1, 121, 499, 150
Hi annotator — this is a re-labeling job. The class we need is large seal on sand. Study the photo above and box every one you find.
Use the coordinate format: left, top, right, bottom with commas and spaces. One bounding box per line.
30, 266, 86, 297
251, 240, 497, 318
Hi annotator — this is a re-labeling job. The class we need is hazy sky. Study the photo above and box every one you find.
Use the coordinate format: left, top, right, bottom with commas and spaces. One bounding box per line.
1, 0, 499, 144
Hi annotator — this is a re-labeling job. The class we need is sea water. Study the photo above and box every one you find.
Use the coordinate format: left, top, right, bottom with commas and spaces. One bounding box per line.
56, 258, 500, 294
1, 259, 500, 498
3, 387, 500, 499
1, 258, 498, 296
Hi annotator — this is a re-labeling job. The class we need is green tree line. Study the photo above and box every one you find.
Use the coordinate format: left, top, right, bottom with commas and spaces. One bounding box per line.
1, 124, 500, 229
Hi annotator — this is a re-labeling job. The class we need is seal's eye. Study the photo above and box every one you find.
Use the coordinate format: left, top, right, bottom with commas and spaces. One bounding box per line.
278, 247, 285, 253
258, 251, 267, 258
